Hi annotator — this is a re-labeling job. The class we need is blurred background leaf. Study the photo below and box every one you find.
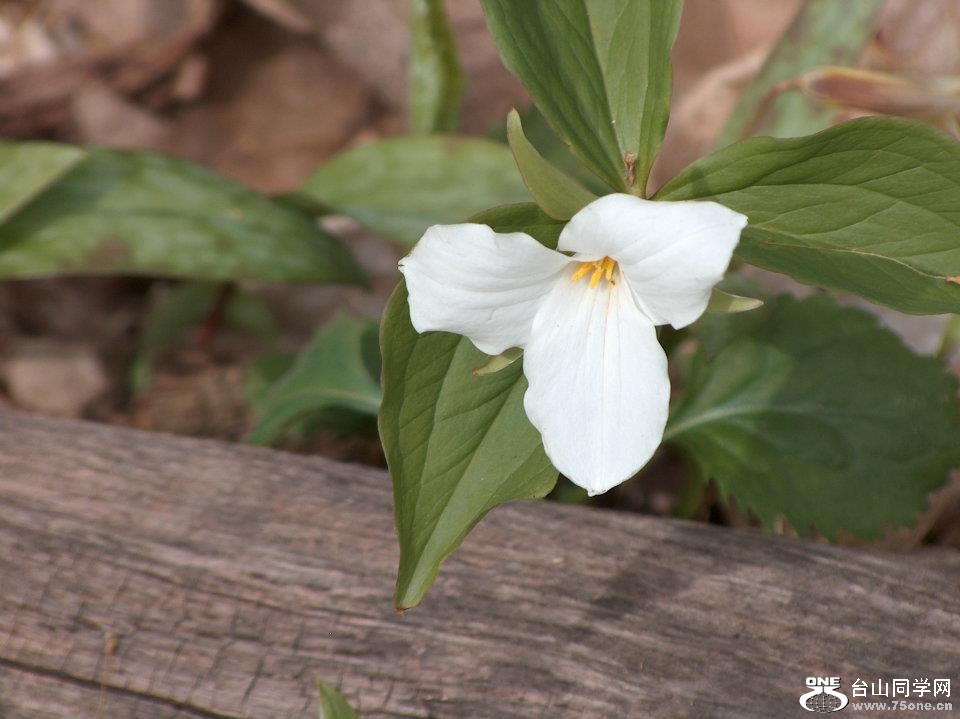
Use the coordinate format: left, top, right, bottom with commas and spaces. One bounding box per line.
295, 136, 529, 246
247, 314, 381, 445
717, 0, 885, 144
409, 0, 464, 133
0, 147, 365, 284
0, 143, 86, 223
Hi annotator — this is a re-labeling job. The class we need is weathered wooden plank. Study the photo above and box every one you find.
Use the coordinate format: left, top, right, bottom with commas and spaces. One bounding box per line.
0, 409, 957, 719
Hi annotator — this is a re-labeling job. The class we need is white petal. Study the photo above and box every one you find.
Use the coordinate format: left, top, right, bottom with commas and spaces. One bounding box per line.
559, 194, 748, 329
400, 223, 572, 355
522, 271, 669, 495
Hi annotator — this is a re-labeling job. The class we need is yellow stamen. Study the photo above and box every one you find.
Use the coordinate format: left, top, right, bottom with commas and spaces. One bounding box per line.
571, 256, 618, 288
603, 257, 615, 282
589, 264, 604, 288
570, 263, 593, 282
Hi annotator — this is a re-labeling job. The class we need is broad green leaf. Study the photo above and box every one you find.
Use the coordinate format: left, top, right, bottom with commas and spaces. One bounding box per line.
657, 117, 960, 315
506, 109, 596, 220
666, 295, 960, 539
380, 282, 556, 609
247, 314, 381, 445
317, 681, 359, 719
0, 142, 86, 223
409, 0, 464, 133
706, 288, 763, 315
717, 0, 884, 145
482, 0, 683, 193
469, 202, 566, 250
296, 136, 530, 246
0, 148, 365, 284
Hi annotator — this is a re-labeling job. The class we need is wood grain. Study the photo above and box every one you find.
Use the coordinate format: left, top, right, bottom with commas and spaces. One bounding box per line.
0, 409, 957, 719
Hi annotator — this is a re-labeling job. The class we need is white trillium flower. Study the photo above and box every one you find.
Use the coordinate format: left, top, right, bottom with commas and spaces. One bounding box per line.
399, 193, 748, 496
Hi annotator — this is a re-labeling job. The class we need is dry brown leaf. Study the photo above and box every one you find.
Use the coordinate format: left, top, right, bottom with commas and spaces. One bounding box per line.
873, 0, 960, 74
163, 12, 372, 192
237, 0, 312, 33
0, 0, 220, 136
71, 81, 172, 148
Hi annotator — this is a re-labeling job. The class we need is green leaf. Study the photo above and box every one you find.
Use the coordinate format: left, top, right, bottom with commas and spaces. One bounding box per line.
488, 105, 610, 196
0, 142, 87, 223
247, 314, 381, 445
317, 681, 359, 719
469, 202, 566, 249
409, 0, 464, 133
666, 295, 960, 539
706, 288, 763, 315
717, 0, 884, 145
657, 117, 960, 315
473, 346, 522, 376
506, 109, 596, 220
482, 0, 683, 193
0, 147, 365, 284
296, 136, 530, 246
380, 284, 556, 610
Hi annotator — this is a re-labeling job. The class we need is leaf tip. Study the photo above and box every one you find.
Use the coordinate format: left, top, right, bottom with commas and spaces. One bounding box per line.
706, 288, 765, 315
393, 582, 424, 612
505, 108, 524, 148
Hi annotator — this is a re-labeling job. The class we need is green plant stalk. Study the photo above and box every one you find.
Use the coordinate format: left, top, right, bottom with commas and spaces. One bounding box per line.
409, 0, 465, 133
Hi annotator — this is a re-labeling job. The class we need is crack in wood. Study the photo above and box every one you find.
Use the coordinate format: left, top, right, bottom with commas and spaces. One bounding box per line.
0, 656, 246, 719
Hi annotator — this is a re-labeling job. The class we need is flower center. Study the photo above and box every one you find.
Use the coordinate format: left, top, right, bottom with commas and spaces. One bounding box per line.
570, 257, 618, 288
